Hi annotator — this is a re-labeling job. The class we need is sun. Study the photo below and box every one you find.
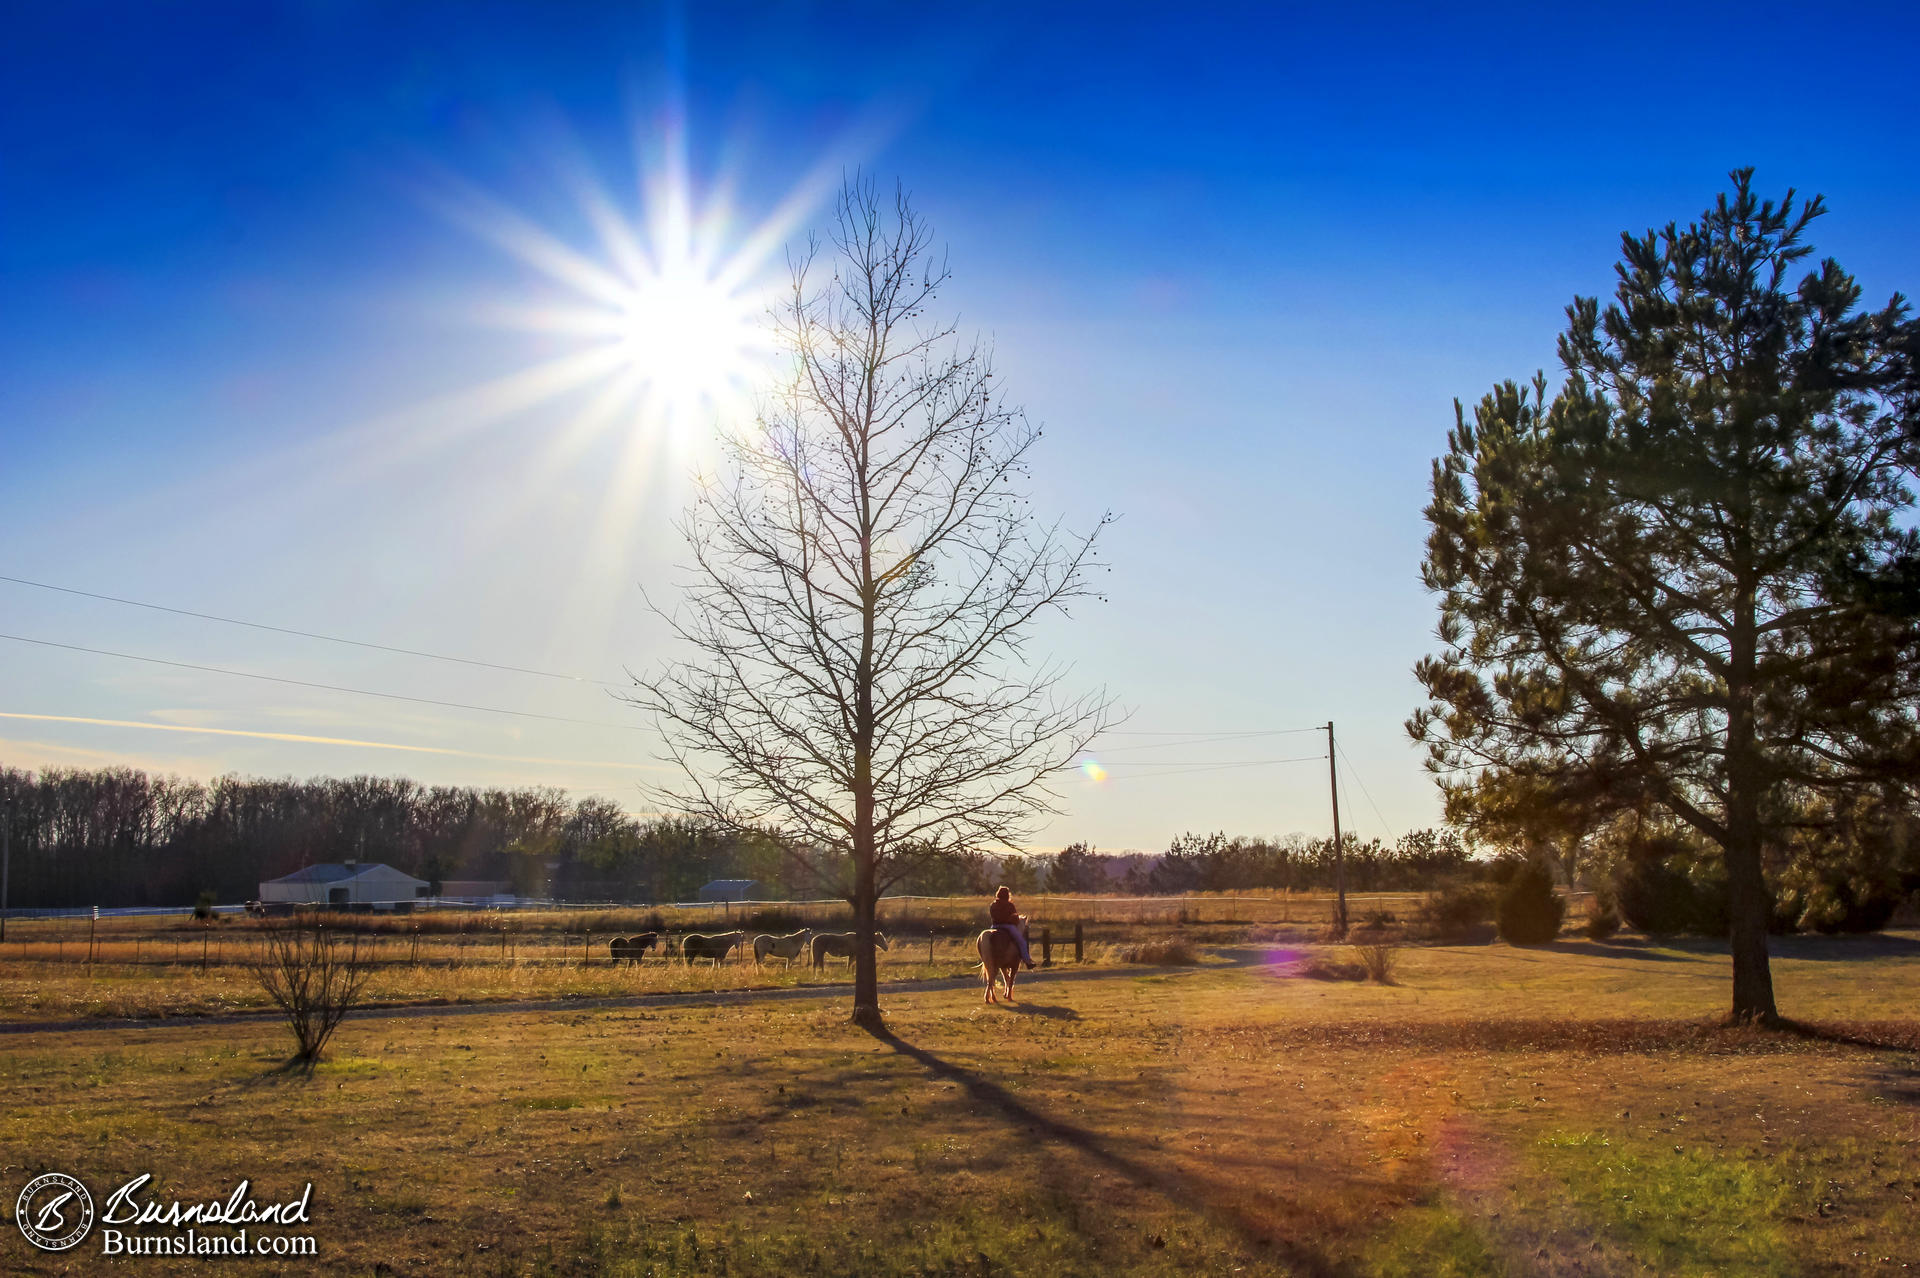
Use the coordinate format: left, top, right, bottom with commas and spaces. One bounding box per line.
612, 246, 762, 426
431, 120, 836, 447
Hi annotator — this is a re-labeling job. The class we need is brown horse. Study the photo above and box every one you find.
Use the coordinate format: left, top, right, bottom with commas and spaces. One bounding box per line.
608, 933, 661, 965
975, 918, 1026, 1003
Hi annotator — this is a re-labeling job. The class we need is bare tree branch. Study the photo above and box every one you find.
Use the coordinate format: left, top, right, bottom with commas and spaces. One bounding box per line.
632, 177, 1114, 1022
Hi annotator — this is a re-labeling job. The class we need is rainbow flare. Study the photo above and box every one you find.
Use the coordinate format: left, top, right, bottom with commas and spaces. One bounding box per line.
1080, 757, 1108, 783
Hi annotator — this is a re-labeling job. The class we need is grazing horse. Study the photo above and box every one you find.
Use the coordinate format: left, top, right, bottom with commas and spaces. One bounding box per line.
681, 930, 746, 965
976, 917, 1026, 1003
810, 930, 890, 969
608, 933, 660, 965
751, 928, 813, 967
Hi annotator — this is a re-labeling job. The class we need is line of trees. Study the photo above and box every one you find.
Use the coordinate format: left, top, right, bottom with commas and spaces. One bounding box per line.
1010, 830, 1477, 896
0, 762, 1494, 910
0, 766, 811, 909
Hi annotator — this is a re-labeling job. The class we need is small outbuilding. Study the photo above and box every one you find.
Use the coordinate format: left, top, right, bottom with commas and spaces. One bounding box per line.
697, 878, 760, 903
259, 861, 430, 909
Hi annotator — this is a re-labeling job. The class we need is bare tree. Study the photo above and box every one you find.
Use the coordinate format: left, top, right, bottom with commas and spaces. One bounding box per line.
249, 921, 373, 1066
638, 178, 1112, 1025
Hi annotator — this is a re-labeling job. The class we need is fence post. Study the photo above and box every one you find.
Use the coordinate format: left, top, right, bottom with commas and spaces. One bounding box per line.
89, 908, 98, 968
1073, 921, 1083, 963
1040, 926, 1052, 967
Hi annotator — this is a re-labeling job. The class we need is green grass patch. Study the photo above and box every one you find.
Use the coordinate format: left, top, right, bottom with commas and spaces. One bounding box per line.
1362, 1202, 1507, 1278
1537, 1129, 1799, 1276
564, 1187, 1238, 1278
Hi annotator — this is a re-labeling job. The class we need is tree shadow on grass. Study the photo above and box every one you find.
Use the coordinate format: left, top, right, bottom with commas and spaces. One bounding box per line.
264, 1055, 317, 1078
1776, 1019, 1920, 1054
1766, 932, 1920, 961
857, 1020, 1340, 1276
1517, 932, 1920, 966
1775, 1019, 1920, 1107
1862, 1061, 1920, 1107
1542, 939, 1701, 962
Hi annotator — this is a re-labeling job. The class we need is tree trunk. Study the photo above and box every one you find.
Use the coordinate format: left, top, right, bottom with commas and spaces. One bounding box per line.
1724, 598, 1778, 1025
851, 585, 881, 1027
851, 853, 880, 1027
1722, 761, 1777, 1023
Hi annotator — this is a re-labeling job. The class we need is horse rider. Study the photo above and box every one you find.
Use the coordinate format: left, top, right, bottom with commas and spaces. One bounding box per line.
989, 885, 1036, 969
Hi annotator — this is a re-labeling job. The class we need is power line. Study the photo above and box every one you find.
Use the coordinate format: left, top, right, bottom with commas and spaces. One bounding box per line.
0, 573, 623, 688
1336, 739, 1398, 842
1097, 726, 1324, 737
1080, 753, 1330, 780
0, 633, 643, 730
1086, 731, 1331, 756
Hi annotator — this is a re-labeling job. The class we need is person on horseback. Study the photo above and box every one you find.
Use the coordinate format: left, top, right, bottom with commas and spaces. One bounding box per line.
989, 885, 1035, 969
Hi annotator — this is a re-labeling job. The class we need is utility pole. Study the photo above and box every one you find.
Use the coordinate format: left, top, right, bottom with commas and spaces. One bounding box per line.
1326, 722, 1347, 938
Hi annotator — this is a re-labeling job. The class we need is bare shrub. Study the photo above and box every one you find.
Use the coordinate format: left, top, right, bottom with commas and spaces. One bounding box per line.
1115, 939, 1199, 965
1349, 941, 1399, 984
249, 923, 373, 1066
1294, 954, 1366, 981
1584, 903, 1623, 940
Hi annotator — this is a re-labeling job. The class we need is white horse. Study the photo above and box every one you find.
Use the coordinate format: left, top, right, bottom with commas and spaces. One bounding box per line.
751, 928, 814, 967
809, 931, 890, 969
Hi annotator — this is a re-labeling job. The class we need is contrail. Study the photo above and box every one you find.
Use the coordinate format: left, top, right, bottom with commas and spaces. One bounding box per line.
0, 712, 665, 771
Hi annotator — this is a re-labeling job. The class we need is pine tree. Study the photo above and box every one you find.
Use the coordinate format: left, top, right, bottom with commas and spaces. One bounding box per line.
1411, 170, 1920, 1023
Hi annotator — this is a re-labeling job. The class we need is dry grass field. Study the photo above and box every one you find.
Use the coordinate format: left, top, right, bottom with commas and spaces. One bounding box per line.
0, 892, 1401, 1023
2, 923, 1917, 1276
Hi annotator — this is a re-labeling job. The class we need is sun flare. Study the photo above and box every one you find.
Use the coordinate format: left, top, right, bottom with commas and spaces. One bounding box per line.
435, 122, 833, 447
347, 114, 865, 637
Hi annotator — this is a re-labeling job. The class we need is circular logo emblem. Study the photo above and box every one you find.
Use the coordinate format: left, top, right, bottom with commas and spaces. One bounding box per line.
16, 1173, 94, 1252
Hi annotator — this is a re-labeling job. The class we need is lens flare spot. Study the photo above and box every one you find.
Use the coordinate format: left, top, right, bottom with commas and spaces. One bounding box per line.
1080, 757, 1107, 783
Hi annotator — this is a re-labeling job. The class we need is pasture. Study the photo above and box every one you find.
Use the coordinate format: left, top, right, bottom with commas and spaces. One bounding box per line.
0, 891, 1396, 1023
2, 926, 1916, 1275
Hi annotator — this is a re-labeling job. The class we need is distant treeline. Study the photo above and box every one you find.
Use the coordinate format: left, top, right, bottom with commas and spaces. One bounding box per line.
0, 764, 1477, 909
0, 766, 781, 908
1015, 829, 1476, 896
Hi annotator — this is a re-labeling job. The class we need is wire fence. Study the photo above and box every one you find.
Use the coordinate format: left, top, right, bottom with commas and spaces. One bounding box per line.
0, 890, 1503, 972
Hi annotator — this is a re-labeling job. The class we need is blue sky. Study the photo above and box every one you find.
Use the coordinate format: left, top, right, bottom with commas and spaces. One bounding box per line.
4, 1, 1918, 852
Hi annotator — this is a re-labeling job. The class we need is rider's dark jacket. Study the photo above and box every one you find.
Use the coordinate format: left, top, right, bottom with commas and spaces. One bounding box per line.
990, 897, 1020, 926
